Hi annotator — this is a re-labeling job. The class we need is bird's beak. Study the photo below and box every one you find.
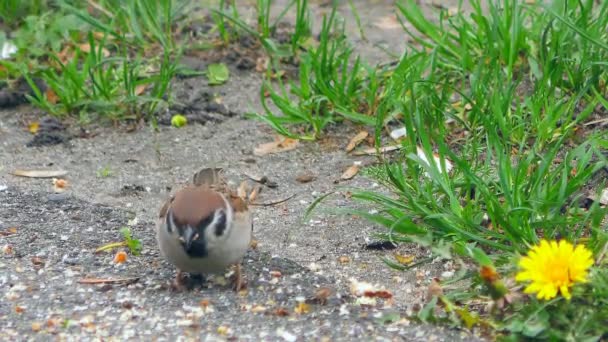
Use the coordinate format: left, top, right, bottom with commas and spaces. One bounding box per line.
181, 226, 199, 251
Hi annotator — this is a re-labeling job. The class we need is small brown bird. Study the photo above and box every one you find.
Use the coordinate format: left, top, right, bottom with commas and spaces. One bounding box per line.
156, 168, 252, 291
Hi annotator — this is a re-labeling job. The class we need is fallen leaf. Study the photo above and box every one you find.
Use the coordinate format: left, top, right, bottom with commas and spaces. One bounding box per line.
45, 88, 59, 104
77, 43, 110, 57
310, 287, 332, 305
28, 121, 39, 134
114, 251, 127, 263
208, 63, 230, 85
250, 305, 267, 313
15, 305, 25, 314
199, 299, 211, 308
350, 278, 393, 299
427, 278, 444, 299
394, 253, 415, 266
352, 145, 401, 156
12, 169, 68, 178
274, 307, 290, 317
77, 277, 140, 285
3, 244, 13, 254
345, 130, 369, 152
338, 256, 350, 264
237, 181, 249, 200
255, 56, 269, 73
134, 84, 147, 96
249, 239, 258, 249
269, 270, 282, 278
295, 173, 315, 183
0, 227, 17, 236
340, 165, 359, 180
253, 136, 299, 156
31, 256, 45, 267
217, 326, 230, 335
249, 185, 262, 202
31, 322, 42, 332
294, 302, 310, 314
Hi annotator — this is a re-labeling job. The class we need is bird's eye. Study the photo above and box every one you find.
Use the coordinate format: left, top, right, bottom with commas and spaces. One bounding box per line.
197, 214, 215, 231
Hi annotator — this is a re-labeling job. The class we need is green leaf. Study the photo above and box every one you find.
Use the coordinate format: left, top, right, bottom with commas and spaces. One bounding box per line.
120, 227, 142, 256
207, 63, 230, 85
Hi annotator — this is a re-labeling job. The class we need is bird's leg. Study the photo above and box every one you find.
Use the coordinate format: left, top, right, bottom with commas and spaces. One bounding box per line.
171, 269, 189, 291
231, 263, 246, 292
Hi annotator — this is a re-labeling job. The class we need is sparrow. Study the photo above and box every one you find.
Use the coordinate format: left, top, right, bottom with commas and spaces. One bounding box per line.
156, 168, 252, 291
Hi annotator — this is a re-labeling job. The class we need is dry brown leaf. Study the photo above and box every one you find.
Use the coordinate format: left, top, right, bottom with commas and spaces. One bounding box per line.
45, 88, 59, 104
12, 169, 68, 178
2, 244, 13, 254
28, 121, 39, 134
248, 185, 260, 202
134, 84, 147, 96
78, 43, 110, 57
0, 227, 17, 236
255, 56, 269, 73
352, 145, 401, 156
374, 15, 402, 30
294, 302, 310, 314
345, 130, 369, 152
340, 165, 359, 180
237, 181, 249, 200
199, 299, 211, 308
394, 253, 415, 266
295, 173, 315, 183
253, 136, 299, 156
31, 322, 42, 332
31, 256, 45, 267
350, 278, 393, 299
250, 305, 267, 313
274, 307, 290, 317
338, 256, 350, 264
15, 305, 25, 314
249, 239, 258, 249
312, 287, 332, 305
427, 278, 444, 299
269, 270, 282, 278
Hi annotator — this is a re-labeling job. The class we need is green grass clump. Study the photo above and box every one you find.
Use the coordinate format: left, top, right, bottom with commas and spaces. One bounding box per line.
1, 0, 185, 124
262, 0, 608, 339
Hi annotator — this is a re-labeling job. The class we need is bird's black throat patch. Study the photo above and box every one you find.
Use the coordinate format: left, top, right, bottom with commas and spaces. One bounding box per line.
183, 236, 208, 258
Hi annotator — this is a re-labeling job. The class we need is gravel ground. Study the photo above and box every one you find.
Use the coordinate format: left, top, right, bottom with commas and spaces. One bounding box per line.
0, 187, 477, 341
0, 1, 486, 340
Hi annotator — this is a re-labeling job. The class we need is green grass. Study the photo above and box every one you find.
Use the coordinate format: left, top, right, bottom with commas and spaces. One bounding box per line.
1, 0, 186, 124
257, 0, 608, 339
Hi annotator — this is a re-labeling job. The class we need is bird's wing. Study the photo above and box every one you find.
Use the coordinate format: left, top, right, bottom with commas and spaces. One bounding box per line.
158, 195, 174, 219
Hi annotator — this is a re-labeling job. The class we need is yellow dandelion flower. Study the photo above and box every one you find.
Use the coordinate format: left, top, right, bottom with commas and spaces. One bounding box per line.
515, 240, 593, 300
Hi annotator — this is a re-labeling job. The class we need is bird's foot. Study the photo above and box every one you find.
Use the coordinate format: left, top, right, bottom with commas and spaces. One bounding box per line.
170, 270, 189, 292
230, 264, 247, 292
